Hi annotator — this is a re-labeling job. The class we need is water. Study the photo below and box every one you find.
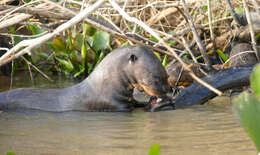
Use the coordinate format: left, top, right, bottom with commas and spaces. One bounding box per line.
0, 72, 257, 155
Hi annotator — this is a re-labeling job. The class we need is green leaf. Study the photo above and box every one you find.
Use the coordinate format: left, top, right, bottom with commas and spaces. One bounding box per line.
86, 36, 94, 47
233, 92, 260, 152
66, 30, 74, 51
82, 24, 88, 37
82, 36, 96, 61
36, 52, 49, 60
87, 63, 94, 74
149, 36, 158, 42
216, 49, 229, 62
181, 54, 190, 60
96, 51, 106, 65
55, 57, 74, 73
26, 25, 43, 35
53, 37, 67, 53
256, 33, 260, 40
167, 30, 176, 35
201, 5, 208, 11
9, 26, 16, 34
70, 50, 80, 67
119, 42, 131, 47
168, 40, 177, 46
74, 66, 85, 78
153, 52, 161, 61
162, 55, 168, 67
251, 64, 260, 99
9, 26, 23, 45
196, 50, 214, 60
83, 24, 96, 36
234, 7, 244, 15
148, 144, 160, 155
45, 41, 55, 51
6, 152, 16, 155
129, 24, 142, 34
93, 31, 110, 51
81, 41, 88, 68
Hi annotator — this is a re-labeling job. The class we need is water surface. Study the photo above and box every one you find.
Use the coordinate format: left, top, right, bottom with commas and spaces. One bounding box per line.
0, 72, 257, 155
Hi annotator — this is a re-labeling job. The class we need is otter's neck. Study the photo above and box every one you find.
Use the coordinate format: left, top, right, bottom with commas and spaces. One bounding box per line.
64, 66, 135, 111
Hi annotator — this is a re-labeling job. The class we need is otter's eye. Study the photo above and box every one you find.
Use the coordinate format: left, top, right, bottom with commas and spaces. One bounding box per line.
129, 54, 137, 63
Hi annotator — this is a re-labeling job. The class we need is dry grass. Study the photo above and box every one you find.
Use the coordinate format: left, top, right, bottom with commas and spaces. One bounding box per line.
0, 0, 260, 95
0, 0, 258, 57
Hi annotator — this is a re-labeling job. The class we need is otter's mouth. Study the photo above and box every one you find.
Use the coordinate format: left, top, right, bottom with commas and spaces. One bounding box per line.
146, 96, 175, 112
132, 83, 175, 112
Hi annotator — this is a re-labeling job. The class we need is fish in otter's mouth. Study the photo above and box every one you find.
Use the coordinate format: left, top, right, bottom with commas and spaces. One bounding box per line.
132, 83, 175, 112
146, 96, 175, 112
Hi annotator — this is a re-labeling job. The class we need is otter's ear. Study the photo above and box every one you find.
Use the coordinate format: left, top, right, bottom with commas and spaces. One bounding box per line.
129, 54, 137, 64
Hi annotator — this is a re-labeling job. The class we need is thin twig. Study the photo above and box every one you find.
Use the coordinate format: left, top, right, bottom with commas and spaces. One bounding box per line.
21, 56, 53, 82
181, 36, 197, 63
10, 60, 14, 89
181, 0, 212, 68
242, 0, 260, 61
80, 0, 87, 11
222, 50, 255, 66
22, 56, 35, 85
175, 66, 184, 87
0, 31, 48, 38
207, 0, 216, 53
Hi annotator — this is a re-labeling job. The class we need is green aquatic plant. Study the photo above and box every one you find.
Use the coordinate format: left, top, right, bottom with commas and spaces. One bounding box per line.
216, 49, 229, 64
8, 23, 110, 78
6, 152, 15, 155
50, 24, 110, 78
148, 144, 160, 155
233, 64, 260, 152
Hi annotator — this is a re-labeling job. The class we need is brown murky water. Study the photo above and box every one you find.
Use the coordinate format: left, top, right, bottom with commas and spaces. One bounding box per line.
0, 72, 257, 155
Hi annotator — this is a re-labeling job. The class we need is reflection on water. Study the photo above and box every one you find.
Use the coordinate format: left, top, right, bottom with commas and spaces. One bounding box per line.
0, 73, 257, 155
0, 71, 76, 91
0, 106, 256, 155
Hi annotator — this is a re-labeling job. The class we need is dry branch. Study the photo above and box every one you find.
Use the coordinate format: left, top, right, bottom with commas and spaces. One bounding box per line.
0, 5, 71, 21
242, 0, 260, 61
181, 0, 212, 68
0, 13, 32, 29
0, 0, 106, 66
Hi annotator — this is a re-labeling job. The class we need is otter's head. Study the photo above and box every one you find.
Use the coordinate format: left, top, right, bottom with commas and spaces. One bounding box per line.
123, 46, 171, 97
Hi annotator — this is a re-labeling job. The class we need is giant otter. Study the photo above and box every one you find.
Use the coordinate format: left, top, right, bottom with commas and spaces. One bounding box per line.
0, 46, 171, 112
